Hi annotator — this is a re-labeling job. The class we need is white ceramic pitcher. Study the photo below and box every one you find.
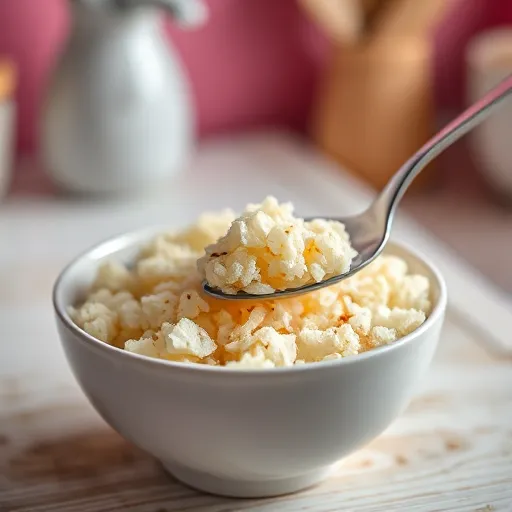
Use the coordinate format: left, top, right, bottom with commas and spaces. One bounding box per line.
41, 0, 206, 195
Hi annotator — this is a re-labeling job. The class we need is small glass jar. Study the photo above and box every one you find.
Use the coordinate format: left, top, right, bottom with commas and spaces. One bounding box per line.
0, 59, 16, 199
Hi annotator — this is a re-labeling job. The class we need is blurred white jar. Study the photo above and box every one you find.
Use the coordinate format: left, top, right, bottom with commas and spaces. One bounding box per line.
0, 60, 16, 199
466, 27, 512, 200
41, 0, 206, 196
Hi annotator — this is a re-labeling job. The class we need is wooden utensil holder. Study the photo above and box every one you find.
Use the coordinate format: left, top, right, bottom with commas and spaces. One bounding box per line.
309, 0, 456, 192
312, 37, 435, 191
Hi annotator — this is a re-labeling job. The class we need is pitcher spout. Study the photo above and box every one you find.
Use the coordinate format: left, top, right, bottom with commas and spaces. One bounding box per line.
116, 0, 207, 28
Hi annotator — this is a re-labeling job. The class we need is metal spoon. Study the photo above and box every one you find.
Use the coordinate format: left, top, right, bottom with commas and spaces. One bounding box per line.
203, 74, 512, 301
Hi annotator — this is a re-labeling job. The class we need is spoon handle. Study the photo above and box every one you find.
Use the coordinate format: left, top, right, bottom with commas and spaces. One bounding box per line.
375, 73, 512, 219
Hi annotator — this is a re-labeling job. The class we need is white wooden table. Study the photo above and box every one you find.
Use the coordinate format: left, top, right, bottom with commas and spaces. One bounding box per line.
1, 133, 511, 511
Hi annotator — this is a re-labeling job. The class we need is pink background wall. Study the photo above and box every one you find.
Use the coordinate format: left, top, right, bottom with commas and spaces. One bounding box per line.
0, 0, 510, 157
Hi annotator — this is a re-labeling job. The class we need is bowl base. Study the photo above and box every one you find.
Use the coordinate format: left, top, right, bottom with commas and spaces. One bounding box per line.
161, 459, 334, 498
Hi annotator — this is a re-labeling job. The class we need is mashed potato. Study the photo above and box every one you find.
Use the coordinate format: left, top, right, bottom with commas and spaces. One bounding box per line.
70, 198, 431, 369
198, 196, 357, 294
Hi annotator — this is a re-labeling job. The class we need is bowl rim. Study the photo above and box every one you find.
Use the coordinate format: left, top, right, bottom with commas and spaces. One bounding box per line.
53, 225, 447, 377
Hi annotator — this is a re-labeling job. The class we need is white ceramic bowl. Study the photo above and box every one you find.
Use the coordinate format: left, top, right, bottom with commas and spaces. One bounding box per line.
53, 227, 447, 498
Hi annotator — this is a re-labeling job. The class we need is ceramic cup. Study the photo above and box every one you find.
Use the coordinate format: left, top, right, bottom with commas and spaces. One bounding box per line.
466, 27, 512, 201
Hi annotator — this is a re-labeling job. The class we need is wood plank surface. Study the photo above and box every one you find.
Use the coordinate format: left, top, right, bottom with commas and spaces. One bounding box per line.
1, 312, 511, 511
1, 133, 511, 511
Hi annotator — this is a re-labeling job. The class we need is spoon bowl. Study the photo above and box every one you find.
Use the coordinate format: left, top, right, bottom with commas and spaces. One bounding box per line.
204, 74, 512, 301
203, 209, 387, 300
